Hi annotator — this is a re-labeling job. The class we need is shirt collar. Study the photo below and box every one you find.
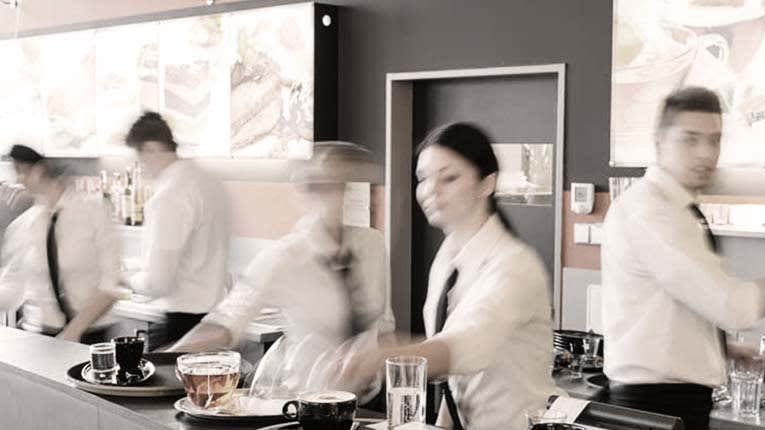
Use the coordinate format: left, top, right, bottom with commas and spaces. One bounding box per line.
644, 166, 697, 208
448, 214, 506, 275
50, 187, 77, 214
153, 159, 186, 192
295, 214, 343, 258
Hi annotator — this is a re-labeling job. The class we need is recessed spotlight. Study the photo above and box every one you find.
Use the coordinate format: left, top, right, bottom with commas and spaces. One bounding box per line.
322, 14, 332, 27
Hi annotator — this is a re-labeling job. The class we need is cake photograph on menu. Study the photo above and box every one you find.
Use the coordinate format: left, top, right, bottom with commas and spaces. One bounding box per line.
160, 15, 229, 158
0, 38, 47, 157
96, 23, 160, 156
229, 3, 314, 160
40, 30, 98, 157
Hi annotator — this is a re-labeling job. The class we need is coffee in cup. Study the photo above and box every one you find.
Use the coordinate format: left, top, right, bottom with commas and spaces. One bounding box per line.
282, 391, 357, 430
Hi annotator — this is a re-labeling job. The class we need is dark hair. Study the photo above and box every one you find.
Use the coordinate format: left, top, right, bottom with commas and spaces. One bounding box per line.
415, 122, 515, 234
9, 144, 43, 165
125, 111, 177, 152
657, 86, 722, 132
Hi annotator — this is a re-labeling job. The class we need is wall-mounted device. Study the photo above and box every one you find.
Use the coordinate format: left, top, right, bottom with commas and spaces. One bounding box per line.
571, 182, 595, 215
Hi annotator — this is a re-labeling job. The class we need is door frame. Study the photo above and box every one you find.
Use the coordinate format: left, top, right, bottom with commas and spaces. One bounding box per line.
384, 64, 567, 333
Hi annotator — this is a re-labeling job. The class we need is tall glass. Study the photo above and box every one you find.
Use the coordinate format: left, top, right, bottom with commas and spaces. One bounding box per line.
386, 356, 427, 428
731, 357, 764, 416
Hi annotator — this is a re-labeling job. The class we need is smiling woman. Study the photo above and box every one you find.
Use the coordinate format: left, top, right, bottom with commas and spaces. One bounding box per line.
342, 122, 563, 430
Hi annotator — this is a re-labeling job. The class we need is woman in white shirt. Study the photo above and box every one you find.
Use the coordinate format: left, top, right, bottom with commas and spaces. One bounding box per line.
343, 123, 562, 429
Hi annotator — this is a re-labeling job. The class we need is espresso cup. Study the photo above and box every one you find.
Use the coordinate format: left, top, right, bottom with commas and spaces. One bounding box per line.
112, 336, 144, 374
282, 391, 357, 430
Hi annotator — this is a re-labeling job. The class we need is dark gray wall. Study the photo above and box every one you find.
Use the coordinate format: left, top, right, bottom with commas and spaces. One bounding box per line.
332, 0, 624, 190
409, 75, 559, 333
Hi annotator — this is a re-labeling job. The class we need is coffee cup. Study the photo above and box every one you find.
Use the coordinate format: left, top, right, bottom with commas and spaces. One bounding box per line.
112, 336, 144, 375
282, 391, 357, 430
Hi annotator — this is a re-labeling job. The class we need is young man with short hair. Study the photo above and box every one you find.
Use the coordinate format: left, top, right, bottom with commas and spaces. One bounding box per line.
125, 112, 230, 347
602, 87, 765, 429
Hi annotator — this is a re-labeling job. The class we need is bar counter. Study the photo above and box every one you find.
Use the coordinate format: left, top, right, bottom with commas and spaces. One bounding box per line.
2, 326, 764, 430
0, 327, 384, 430
556, 372, 765, 430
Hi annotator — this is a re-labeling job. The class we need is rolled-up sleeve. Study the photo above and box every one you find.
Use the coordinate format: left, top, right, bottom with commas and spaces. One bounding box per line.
203, 246, 287, 342
629, 208, 765, 331
0, 218, 30, 311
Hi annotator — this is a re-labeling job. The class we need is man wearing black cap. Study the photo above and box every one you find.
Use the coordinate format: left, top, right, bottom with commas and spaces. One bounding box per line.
0, 145, 122, 343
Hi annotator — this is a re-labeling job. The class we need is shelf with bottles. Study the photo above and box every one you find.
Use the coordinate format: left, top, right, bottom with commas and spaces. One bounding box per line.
699, 196, 765, 239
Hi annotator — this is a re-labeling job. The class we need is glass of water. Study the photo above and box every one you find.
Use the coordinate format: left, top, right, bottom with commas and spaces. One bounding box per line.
731, 357, 764, 416
90, 342, 118, 382
386, 356, 427, 428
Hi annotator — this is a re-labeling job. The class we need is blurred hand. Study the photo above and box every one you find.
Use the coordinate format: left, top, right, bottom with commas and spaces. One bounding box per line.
56, 326, 85, 343
337, 348, 385, 395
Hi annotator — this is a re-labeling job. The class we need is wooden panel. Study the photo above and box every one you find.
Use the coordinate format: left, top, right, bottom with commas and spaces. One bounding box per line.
223, 181, 306, 240
700, 194, 765, 204
562, 191, 610, 271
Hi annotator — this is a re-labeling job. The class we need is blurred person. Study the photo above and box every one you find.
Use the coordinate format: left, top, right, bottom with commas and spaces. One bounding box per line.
602, 87, 765, 430
169, 142, 394, 389
124, 112, 231, 347
0, 145, 121, 343
340, 123, 562, 429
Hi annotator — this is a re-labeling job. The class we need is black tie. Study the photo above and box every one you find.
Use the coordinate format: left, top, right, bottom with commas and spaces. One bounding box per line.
433, 269, 463, 430
330, 249, 365, 337
46, 211, 73, 323
689, 203, 718, 252
435, 269, 458, 334
688, 204, 727, 355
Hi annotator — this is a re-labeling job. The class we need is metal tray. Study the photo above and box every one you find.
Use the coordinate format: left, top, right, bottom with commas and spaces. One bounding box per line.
67, 352, 185, 397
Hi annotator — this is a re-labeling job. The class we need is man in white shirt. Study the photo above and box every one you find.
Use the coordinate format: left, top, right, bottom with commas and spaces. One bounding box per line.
169, 143, 394, 396
602, 87, 765, 429
0, 145, 121, 343
125, 112, 230, 346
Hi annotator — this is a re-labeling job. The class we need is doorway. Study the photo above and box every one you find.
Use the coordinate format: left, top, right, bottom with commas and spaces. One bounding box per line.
385, 65, 566, 333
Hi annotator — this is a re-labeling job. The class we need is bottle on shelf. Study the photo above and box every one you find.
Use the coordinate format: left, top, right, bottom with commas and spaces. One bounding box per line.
131, 162, 143, 226
110, 172, 123, 223
122, 167, 133, 226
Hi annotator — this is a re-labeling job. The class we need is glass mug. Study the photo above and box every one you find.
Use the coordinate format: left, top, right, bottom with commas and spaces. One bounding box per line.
176, 351, 241, 409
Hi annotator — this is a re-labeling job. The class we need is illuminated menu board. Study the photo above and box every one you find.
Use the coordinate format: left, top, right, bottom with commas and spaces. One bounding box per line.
612, 0, 765, 166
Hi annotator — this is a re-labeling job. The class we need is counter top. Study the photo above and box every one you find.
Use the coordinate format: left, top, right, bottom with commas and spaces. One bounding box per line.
554, 371, 765, 430
111, 300, 284, 344
0, 327, 380, 430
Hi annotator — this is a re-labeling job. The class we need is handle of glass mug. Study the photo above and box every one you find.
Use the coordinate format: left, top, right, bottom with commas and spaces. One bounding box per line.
699, 33, 730, 64
282, 400, 299, 420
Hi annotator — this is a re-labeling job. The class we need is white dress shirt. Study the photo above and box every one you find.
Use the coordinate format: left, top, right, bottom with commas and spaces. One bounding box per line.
205, 214, 395, 347
0, 189, 120, 332
130, 160, 230, 313
602, 166, 765, 387
424, 214, 564, 430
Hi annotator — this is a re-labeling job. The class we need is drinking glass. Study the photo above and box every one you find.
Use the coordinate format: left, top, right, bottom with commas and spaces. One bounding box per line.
90, 342, 118, 382
386, 356, 427, 428
731, 357, 764, 416
568, 354, 583, 380
525, 409, 567, 429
